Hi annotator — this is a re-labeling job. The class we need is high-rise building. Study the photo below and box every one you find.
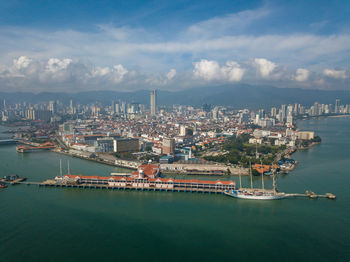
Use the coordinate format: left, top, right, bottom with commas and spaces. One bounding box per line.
150, 90, 156, 116
271, 107, 277, 118
115, 103, 120, 114
49, 101, 56, 114
121, 101, 126, 114
69, 100, 74, 114
281, 104, 286, 121
180, 126, 193, 136
162, 138, 175, 155
286, 113, 293, 126
111, 100, 115, 114
212, 107, 219, 120
335, 99, 341, 113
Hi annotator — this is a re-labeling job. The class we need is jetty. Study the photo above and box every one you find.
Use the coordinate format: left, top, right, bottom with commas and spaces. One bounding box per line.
8, 180, 337, 199
0, 175, 27, 185
0, 139, 18, 145
5, 162, 336, 200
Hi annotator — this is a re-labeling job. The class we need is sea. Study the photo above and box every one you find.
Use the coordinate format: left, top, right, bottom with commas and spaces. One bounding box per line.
0, 117, 350, 262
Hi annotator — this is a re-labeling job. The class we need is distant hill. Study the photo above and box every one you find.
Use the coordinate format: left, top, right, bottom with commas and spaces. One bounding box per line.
1, 84, 350, 109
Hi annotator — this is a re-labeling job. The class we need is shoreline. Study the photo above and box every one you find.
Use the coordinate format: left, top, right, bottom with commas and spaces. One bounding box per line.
52, 149, 137, 171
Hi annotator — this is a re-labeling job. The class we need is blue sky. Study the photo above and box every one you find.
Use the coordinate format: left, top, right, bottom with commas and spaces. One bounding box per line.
0, 0, 349, 92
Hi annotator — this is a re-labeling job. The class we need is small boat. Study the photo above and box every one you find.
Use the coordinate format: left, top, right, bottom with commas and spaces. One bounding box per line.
0, 183, 7, 189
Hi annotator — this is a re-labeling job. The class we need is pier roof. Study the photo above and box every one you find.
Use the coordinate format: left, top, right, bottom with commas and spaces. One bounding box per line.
63, 174, 235, 185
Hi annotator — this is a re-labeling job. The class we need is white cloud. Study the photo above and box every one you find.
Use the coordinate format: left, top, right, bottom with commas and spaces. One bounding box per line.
166, 69, 176, 80
253, 58, 276, 78
13, 56, 31, 69
1, 25, 349, 75
109, 65, 128, 83
221, 61, 245, 82
88, 64, 128, 83
193, 60, 221, 81
323, 69, 347, 79
193, 59, 244, 82
0, 55, 349, 92
294, 68, 310, 82
46, 58, 72, 73
91, 67, 111, 77
186, 8, 270, 38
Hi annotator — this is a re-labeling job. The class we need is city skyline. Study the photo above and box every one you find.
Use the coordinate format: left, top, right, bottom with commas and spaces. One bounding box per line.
0, 0, 349, 92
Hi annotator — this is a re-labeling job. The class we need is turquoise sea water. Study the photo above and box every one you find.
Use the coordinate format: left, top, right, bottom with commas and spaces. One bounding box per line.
0, 117, 350, 261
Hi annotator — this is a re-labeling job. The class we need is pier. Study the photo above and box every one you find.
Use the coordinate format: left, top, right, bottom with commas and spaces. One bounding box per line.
285, 191, 336, 199
12, 180, 230, 194
0, 139, 18, 145
0, 176, 27, 185
8, 180, 337, 199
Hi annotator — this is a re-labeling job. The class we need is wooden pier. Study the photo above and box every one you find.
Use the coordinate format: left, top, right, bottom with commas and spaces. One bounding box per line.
10, 180, 337, 199
284, 190, 336, 199
13, 180, 228, 194
0, 177, 27, 185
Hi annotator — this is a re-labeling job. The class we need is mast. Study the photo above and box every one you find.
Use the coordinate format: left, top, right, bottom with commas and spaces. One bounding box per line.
67, 160, 70, 174
261, 160, 264, 192
239, 167, 242, 189
249, 160, 253, 189
272, 174, 276, 194
59, 159, 62, 176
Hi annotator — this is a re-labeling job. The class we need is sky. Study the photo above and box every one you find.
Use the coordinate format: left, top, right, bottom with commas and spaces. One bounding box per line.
0, 0, 349, 92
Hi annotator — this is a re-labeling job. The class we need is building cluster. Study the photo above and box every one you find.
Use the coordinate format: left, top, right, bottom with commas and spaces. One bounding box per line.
1, 92, 344, 167
57, 162, 236, 192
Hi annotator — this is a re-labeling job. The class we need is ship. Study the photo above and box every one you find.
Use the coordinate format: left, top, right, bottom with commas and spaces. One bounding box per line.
16, 142, 56, 153
224, 189, 286, 200
224, 161, 286, 200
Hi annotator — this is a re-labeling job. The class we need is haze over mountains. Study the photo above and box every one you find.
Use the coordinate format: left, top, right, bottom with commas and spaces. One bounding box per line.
1, 85, 349, 109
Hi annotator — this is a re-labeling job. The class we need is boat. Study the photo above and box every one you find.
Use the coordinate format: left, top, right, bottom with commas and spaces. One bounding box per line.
225, 161, 286, 200
0, 182, 7, 189
224, 189, 286, 200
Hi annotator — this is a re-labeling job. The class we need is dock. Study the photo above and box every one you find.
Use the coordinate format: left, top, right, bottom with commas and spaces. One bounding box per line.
285, 190, 336, 199
12, 180, 229, 194
0, 139, 18, 145
0, 177, 27, 185
9, 180, 337, 199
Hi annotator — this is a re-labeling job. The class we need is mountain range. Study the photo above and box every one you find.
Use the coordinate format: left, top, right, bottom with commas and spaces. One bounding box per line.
1, 84, 350, 109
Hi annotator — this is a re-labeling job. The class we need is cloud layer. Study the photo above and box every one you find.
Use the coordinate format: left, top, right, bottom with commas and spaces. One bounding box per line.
0, 5, 349, 92
0, 55, 347, 92
193, 60, 244, 82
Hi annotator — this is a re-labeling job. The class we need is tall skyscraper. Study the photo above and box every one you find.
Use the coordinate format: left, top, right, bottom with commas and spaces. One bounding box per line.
49, 101, 56, 114
150, 90, 156, 116
335, 99, 340, 114
111, 100, 115, 114
280, 104, 286, 122
271, 107, 277, 117
115, 103, 120, 114
69, 99, 74, 114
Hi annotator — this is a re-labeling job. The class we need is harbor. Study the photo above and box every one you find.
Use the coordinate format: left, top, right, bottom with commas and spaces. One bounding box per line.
10, 180, 336, 199
2, 161, 336, 200
0, 117, 349, 262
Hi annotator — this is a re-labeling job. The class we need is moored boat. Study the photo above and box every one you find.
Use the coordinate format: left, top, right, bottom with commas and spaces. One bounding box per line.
225, 160, 286, 200
224, 189, 286, 200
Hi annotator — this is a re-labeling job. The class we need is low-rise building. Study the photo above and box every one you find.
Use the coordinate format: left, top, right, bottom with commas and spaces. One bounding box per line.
298, 131, 315, 140
113, 138, 139, 153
